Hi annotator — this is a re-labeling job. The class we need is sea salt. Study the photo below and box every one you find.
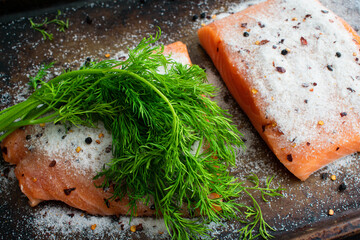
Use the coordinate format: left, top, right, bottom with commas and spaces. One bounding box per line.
218, 0, 360, 144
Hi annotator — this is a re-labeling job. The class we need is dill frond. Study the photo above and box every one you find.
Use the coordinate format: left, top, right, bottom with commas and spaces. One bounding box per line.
0, 30, 283, 239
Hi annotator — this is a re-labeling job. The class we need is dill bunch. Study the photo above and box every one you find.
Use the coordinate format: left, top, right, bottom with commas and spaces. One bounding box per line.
0, 31, 283, 239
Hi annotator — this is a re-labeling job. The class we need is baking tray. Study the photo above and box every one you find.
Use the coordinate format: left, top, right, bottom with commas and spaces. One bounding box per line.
0, 0, 360, 239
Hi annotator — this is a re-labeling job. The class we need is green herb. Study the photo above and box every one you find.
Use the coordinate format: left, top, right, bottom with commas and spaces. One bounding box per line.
29, 10, 69, 40
29, 62, 55, 89
0, 31, 283, 239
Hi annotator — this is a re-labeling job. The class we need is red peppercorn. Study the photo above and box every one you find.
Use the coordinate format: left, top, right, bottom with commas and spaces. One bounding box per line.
276, 66, 286, 73
300, 37, 308, 45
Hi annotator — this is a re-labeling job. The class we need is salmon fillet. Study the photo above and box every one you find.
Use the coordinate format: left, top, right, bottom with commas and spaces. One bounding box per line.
0, 42, 192, 216
198, 0, 360, 181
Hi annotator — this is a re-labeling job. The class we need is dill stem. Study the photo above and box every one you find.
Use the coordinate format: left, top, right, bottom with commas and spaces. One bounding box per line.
244, 186, 279, 192
0, 99, 39, 130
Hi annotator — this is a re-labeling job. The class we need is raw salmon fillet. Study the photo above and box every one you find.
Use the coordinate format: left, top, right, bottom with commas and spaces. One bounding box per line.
0, 42, 192, 216
198, 0, 360, 180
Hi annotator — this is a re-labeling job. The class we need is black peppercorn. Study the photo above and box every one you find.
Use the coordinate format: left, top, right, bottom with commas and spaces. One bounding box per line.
321, 172, 329, 179
49, 160, 56, 167
85, 15, 92, 24
243, 31, 249, 37
281, 49, 289, 55
64, 187, 76, 196
338, 182, 347, 191
192, 15, 199, 21
85, 137, 92, 144
105, 146, 112, 153
85, 57, 91, 67
335, 52, 341, 58
200, 12, 206, 19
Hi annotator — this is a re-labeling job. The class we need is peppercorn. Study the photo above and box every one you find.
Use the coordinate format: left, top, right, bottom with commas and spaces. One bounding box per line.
64, 187, 76, 195
76, 146, 82, 153
335, 52, 341, 58
82, 56, 90, 65
258, 22, 265, 28
243, 31, 249, 37
192, 15, 199, 21
281, 49, 289, 55
200, 12, 206, 19
300, 37, 308, 45
85, 15, 92, 24
136, 223, 143, 231
49, 160, 56, 167
338, 182, 347, 191
321, 172, 328, 179
85, 137, 92, 144
276, 66, 286, 73
105, 146, 112, 153
340, 112, 347, 117
130, 225, 137, 232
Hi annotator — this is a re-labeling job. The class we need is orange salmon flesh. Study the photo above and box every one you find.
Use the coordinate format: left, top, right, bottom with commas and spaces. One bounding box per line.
198, 0, 360, 181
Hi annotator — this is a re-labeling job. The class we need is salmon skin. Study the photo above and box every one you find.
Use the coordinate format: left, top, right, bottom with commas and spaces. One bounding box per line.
198, 0, 360, 181
0, 42, 191, 216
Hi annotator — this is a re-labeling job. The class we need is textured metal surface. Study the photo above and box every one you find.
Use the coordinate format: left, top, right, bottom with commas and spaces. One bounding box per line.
0, 0, 360, 239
